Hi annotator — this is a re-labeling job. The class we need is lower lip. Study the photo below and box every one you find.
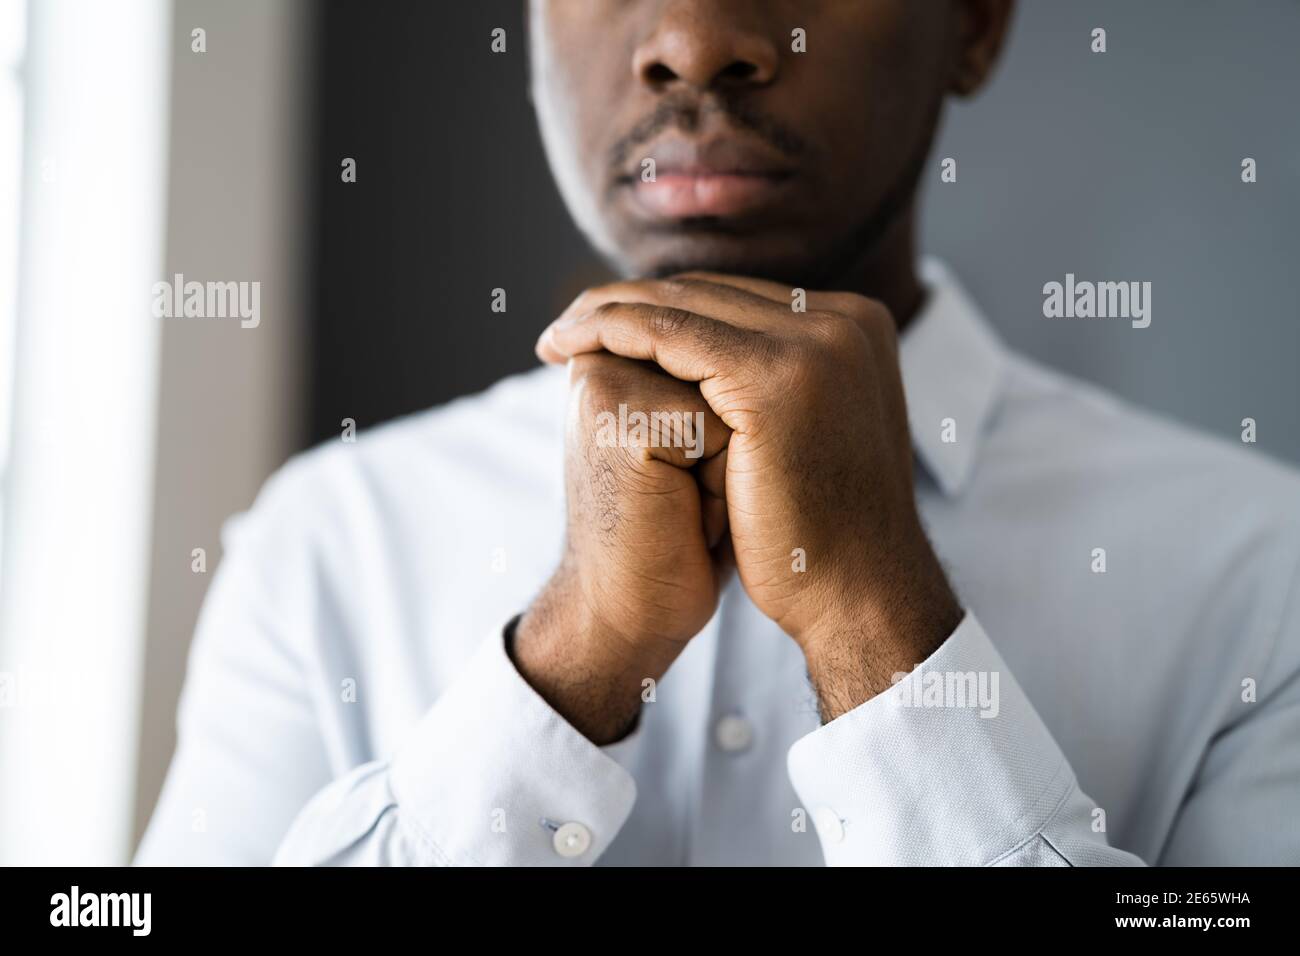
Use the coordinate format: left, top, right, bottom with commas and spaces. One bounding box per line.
631, 172, 790, 219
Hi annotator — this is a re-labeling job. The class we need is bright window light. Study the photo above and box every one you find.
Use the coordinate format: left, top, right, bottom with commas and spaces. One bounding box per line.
0, 0, 172, 865
0, 0, 25, 543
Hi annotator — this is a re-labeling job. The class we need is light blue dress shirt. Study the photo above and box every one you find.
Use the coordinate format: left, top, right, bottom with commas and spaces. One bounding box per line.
136, 259, 1300, 866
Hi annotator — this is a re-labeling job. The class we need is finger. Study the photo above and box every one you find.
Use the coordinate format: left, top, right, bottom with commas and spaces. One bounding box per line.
710, 531, 736, 584
701, 491, 728, 550
541, 302, 766, 386
553, 276, 788, 337
696, 443, 727, 503
575, 354, 731, 467
695, 420, 729, 550
677, 271, 873, 318
671, 271, 795, 306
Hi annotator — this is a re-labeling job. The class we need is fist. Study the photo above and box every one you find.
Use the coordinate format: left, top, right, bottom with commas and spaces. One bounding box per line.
512, 351, 729, 742
558, 351, 731, 648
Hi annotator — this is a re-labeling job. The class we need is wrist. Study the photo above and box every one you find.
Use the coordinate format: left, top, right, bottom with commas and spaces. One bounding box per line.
510, 571, 677, 745
800, 547, 963, 723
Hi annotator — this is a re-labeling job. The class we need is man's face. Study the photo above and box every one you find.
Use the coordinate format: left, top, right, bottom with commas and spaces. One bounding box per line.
528, 0, 963, 286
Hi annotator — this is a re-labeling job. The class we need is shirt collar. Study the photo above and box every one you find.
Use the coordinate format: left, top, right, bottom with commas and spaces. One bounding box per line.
899, 257, 1007, 497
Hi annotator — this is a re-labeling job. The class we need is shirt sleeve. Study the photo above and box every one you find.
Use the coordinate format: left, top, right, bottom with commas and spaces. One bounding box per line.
134, 467, 639, 867
272, 622, 639, 866
785, 612, 1146, 866
133, 500, 338, 866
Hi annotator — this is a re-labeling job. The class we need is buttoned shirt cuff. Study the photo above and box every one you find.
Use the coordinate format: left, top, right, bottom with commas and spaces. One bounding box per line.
388, 619, 638, 865
786, 611, 1077, 866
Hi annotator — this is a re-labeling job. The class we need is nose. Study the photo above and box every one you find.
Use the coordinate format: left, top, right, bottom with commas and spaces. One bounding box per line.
632, 1, 780, 91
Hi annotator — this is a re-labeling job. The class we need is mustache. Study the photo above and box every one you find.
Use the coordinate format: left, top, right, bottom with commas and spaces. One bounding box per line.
607, 91, 809, 174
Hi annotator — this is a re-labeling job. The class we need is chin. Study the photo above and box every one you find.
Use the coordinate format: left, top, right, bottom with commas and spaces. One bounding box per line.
619, 233, 822, 285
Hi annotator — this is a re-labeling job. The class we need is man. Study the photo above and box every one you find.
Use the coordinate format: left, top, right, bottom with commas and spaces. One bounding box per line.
138, 1, 1300, 866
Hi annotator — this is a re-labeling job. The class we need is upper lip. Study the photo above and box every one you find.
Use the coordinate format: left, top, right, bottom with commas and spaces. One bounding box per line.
618, 135, 795, 182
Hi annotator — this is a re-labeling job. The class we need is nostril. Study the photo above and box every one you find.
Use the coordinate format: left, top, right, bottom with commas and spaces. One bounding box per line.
643, 62, 677, 85
719, 61, 757, 83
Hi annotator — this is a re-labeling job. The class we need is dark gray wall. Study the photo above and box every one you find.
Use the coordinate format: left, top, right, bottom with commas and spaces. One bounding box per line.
309, 0, 602, 444
310, 0, 1300, 464
924, 0, 1299, 464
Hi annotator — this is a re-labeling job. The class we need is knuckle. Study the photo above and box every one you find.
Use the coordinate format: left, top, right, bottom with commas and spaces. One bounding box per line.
840, 295, 896, 342
824, 290, 870, 313
655, 277, 692, 299
647, 305, 692, 337
566, 351, 601, 384
590, 300, 625, 322
570, 358, 623, 414
808, 311, 867, 351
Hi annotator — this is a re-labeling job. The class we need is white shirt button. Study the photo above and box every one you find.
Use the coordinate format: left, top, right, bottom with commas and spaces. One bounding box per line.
552, 821, 592, 858
812, 806, 845, 843
714, 713, 754, 753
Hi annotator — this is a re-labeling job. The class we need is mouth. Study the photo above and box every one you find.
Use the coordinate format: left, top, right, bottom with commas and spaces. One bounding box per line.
631, 170, 793, 219
616, 135, 797, 221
